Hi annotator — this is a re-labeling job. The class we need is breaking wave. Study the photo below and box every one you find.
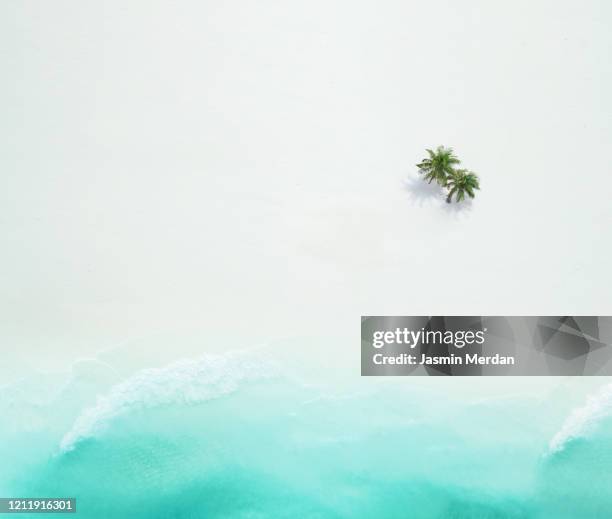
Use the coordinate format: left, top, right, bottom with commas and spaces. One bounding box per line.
547, 382, 612, 455
59, 350, 276, 452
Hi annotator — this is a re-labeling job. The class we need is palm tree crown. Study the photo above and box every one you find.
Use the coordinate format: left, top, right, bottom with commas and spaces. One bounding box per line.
416, 146, 461, 186
445, 169, 480, 203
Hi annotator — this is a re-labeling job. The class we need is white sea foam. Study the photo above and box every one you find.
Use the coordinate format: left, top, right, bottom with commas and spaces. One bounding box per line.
548, 383, 612, 455
59, 350, 274, 453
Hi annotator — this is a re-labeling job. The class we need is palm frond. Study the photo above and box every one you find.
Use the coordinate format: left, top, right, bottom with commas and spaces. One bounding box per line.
416, 147, 479, 203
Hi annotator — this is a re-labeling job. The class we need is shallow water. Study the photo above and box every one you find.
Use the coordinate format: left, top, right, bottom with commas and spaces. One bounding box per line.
1, 349, 611, 518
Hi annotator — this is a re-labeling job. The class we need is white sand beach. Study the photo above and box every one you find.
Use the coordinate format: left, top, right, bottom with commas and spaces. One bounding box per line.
3, 8, 612, 518
1, 1, 611, 380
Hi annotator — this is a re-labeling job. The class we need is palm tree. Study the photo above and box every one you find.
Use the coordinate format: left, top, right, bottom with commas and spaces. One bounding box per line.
445, 169, 480, 203
416, 146, 461, 186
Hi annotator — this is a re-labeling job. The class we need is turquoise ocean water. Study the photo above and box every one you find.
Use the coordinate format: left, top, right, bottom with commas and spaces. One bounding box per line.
1, 348, 611, 518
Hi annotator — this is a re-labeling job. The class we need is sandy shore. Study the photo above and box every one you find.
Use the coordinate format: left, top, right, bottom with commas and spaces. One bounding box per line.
1, 1, 611, 380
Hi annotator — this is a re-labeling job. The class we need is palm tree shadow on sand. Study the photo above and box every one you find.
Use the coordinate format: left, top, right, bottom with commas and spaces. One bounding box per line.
403, 175, 473, 215
403, 176, 445, 206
